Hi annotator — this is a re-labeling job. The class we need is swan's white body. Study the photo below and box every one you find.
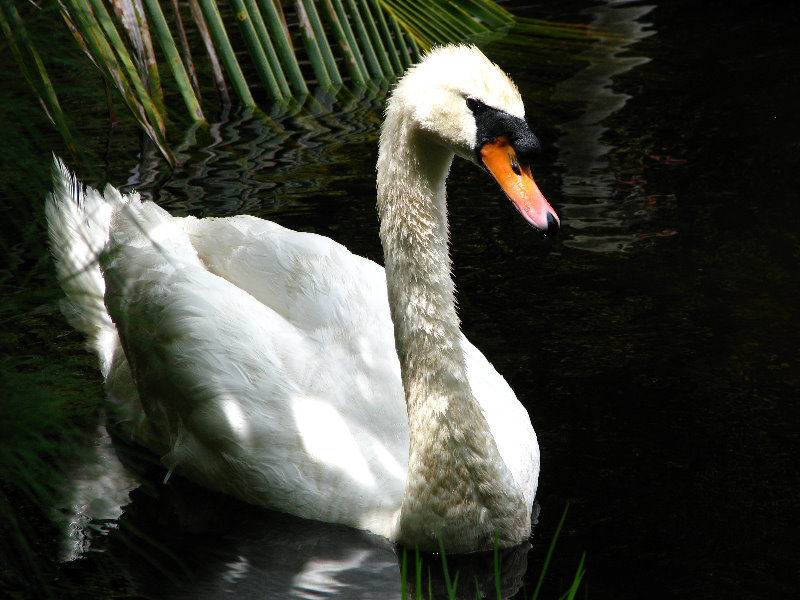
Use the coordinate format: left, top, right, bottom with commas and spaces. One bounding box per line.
47, 46, 556, 552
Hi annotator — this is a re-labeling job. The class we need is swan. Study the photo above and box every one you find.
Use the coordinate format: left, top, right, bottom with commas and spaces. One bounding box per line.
46, 45, 559, 553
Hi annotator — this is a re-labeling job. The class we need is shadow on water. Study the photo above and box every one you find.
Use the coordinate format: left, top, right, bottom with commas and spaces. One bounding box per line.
63, 436, 532, 599
62, 431, 404, 599
2, 0, 800, 598
55, 424, 532, 599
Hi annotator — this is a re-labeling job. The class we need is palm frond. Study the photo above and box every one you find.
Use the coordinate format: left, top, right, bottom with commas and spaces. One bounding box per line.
5, 0, 597, 164
0, 0, 77, 157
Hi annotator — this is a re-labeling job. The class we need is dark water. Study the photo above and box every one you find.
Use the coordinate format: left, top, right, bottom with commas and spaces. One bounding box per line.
1, 0, 799, 598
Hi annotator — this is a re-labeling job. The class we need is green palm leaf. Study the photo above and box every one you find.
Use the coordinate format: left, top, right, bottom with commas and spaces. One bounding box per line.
4, 0, 596, 164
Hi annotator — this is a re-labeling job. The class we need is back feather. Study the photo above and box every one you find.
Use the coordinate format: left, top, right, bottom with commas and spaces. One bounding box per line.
46, 156, 123, 377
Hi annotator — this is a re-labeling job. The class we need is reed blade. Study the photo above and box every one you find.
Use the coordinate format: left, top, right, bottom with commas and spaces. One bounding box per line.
320, 0, 368, 87
0, 0, 77, 157
230, 0, 285, 101
142, 0, 205, 120
196, 0, 256, 107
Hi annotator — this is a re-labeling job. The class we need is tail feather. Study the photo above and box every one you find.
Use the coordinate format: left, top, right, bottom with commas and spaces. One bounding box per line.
46, 156, 123, 377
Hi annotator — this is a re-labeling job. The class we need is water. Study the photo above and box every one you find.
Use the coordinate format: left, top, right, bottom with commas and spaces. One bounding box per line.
1, 0, 799, 598
554, 1, 656, 252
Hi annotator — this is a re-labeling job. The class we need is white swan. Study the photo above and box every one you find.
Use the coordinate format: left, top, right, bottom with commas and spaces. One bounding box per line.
46, 45, 559, 553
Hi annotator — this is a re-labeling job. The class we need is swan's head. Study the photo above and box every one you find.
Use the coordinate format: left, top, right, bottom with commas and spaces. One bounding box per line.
385, 45, 559, 235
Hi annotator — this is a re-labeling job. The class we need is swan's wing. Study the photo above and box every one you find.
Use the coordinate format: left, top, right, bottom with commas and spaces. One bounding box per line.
179, 212, 537, 517
181, 215, 388, 335
102, 201, 407, 535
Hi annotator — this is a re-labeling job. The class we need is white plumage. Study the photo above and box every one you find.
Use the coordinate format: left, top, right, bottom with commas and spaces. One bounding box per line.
47, 45, 557, 553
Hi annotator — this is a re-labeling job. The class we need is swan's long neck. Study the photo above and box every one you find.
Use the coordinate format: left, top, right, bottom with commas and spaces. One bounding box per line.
377, 110, 465, 421
377, 105, 529, 552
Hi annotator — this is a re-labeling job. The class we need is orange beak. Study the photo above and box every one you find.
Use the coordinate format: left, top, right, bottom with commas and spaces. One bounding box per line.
480, 137, 559, 234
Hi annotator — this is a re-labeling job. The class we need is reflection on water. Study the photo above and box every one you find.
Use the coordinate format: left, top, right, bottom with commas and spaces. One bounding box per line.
113, 477, 403, 599
60, 442, 530, 599
59, 426, 138, 562
124, 102, 383, 222
554, 0, 655, 252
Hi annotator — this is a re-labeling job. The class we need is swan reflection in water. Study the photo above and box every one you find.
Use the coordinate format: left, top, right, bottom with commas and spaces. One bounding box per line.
60, 428, 532, 599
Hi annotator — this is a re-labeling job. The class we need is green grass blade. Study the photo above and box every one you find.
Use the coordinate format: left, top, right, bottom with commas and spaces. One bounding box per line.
116, 0, 166, 115
437, 535, 459, 599
320, 0, 368, 86
60, 0, 175, 164
230, 0, 284, 101
387, 0, 466, 46
415, 546, 422, 599
244, 0, 292, 96
330, 0, 372, 82
82, 0, 170, 133
367, 0, 403, 74
380, 0, 516, 49
196, 0, 256, 107
255, 0, 307, 96
345, 0, 385, 78
168, 0, 202, 97
357, 0, 393, 75
559, 552, 586, 600
295, 0, 332, 88
400, 547, 408, 599
447, 2, 502, 37
532, 504, 570, 600
386, 10, 412, 68
428, 4, 479, 38
141, 0, 205, 120
0, 0, 77, 157
407, 25, 421, 61
381, 2, 442, 48
298, 0, 341, 87
188, 0, 230, 105
458, 0, 514, 27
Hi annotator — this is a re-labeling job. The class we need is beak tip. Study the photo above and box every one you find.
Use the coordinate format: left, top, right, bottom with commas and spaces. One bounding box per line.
523, 207, 560, 236
545, 211, 560, 237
